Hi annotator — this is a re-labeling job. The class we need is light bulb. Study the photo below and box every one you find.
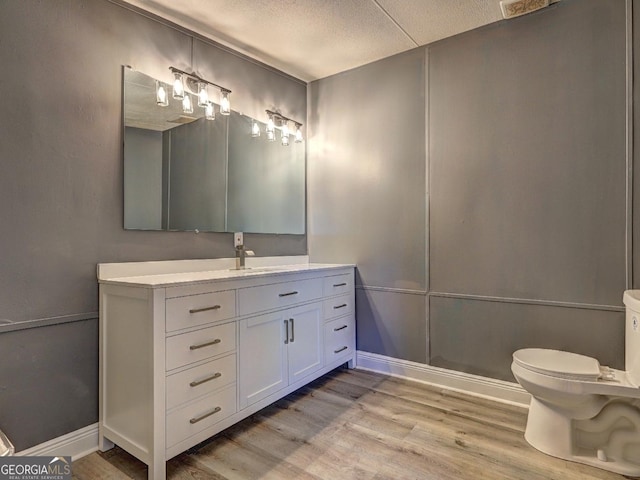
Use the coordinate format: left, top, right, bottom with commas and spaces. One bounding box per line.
182, 94, 193, 114
294, 124, 303, 143
205, 102, 215, 120
172, 72, 184, 99
267, 129, 276, 142
156, 80, 168, 107
266, 115, 275, 133
281, 123, 290, 146
251, 120, 260, 137
197, 82, 209, 107
220, 90, 230, 115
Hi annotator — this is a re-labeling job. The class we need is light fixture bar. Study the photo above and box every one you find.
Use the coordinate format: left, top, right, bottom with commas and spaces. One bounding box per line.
169, 67, 231, 95
265, 109, 302, 129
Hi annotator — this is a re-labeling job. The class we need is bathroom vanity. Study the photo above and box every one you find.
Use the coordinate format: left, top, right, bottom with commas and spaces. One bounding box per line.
97, 258, 355, 480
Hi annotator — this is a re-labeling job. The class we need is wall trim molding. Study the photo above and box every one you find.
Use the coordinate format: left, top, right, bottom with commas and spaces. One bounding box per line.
0, 312, 98, 334
429, 291, 624, 312
356, 285, 427, 296
16, 423, 99, 461
356, 350, 531, 408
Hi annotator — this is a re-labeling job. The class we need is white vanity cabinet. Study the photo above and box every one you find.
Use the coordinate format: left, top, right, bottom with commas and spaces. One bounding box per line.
239, 301, 323, 408
98, 261, 354, 480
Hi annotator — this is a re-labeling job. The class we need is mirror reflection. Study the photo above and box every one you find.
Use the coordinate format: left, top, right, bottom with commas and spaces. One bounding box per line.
123, 68, 305, 234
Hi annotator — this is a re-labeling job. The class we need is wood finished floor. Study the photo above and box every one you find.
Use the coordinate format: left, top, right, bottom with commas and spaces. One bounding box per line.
73, 368, 630, 479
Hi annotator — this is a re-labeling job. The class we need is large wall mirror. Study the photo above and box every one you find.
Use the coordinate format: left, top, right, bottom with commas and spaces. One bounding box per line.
123, 67, 305, 234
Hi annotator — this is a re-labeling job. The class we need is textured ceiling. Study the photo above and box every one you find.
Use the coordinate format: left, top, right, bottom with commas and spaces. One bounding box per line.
121, 0, 507, 81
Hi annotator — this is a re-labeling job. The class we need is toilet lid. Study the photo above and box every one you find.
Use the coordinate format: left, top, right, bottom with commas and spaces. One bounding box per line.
513, 348, 602, 381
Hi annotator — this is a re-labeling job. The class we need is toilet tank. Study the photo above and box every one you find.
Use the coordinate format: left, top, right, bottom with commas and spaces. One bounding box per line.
624, 290, 640, 387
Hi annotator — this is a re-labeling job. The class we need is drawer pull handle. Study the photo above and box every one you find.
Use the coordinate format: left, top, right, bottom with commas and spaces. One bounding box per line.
333, 303, 348, 309
334, 346, 348, 354
284, 319, 289, 345
334, 325, 348, 332
333, 282, 347, 287
189, 305, 221, 314
279, 291, 299, 297
189, 406, 221, 424
189, 338, 221, 350
190, 372, 222, 387
290, 318, 295, 343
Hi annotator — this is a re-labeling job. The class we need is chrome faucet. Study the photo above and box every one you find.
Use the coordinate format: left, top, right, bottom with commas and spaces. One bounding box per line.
235, 244, 255, 269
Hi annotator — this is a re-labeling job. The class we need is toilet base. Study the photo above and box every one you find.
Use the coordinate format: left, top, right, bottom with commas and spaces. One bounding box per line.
525, 397, 640, 477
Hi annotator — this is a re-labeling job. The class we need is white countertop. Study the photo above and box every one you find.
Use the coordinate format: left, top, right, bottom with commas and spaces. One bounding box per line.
98, 257, 354, 288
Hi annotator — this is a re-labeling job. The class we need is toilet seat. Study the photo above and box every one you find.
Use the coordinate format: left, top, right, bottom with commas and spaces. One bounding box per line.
513, 348, 603, 381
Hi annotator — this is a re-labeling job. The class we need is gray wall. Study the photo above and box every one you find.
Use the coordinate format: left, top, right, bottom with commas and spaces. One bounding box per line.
308, 48, 427, 363
308, 0, 629, 380
0, 0, 306, 451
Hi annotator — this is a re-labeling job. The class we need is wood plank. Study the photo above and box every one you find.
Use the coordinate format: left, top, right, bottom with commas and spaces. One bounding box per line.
74, 368, 630, 479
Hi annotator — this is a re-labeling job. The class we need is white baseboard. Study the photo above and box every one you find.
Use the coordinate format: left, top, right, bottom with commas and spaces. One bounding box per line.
16, 423, 99, 461
356, 350, 531, 408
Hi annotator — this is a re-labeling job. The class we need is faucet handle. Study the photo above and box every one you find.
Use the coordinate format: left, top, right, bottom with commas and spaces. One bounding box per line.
245, 250, 255, 256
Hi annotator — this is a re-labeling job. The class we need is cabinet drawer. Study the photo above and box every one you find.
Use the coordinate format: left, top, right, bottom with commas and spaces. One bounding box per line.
166, 354, 236, 410
166, 322, 236, 371
166, 383, 236, 448
324, 316, 355, 363
323, 273, 354, 297
166, 289, 236, 332
238, 278, 322, 316
323, 294, 353, 321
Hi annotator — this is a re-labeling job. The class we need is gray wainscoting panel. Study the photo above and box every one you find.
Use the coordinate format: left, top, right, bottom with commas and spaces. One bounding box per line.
356, 288, 427, 364
429, 0, 627, 306
307, 48, 426, 291
0, 319, 98, 452
429, 296, 624, 382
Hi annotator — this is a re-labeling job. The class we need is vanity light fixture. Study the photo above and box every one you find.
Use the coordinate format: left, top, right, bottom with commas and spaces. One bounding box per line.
294, 123, 303, 143
155, 80, 169, 106
168, 66, 232, 116
182, 94, 193, 114
262, 110, 303, 146
266, 112, 276, 142
281, 122, 290, 146
205, 101, 215, 120
251, 120, 261, 137
172, 71, 185, 99
220, 90, 231, 115
197, 81, 209, 107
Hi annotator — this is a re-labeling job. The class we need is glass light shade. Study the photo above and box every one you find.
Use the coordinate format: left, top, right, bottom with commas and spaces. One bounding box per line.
267, 129, 276, 142
220, 90, 231, 115
172, 72, 185, 99
155, 81, 169, 107
281, 123, 290, 146
205, 102, 215, 120
182, 94, 193, 114
295, 125, 303, 143
266, 116, 275, 133
197, 82, 209, 107
251, 120, 260, 137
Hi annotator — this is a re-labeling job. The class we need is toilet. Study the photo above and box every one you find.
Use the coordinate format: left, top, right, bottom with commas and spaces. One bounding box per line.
512, 290, 640, 476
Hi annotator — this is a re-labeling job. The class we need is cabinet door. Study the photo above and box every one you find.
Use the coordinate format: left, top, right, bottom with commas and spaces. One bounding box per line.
287, 303, 323, 384
239, 311, 288, 408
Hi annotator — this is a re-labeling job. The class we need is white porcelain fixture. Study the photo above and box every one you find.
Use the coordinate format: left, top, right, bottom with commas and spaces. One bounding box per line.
512, 290, 640, 476
98, 257, 355, 480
